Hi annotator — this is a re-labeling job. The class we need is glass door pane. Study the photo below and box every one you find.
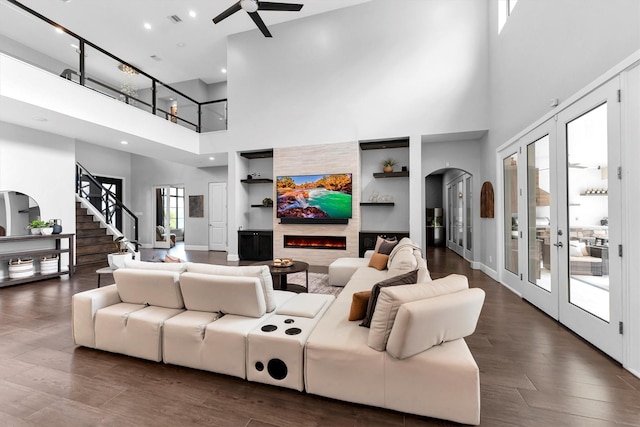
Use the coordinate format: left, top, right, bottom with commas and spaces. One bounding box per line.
465, 176, 472, 251
566, 103, 610, 321
504, 154, 518, 274
527, 135, 551, 291
456, 181, 464, 246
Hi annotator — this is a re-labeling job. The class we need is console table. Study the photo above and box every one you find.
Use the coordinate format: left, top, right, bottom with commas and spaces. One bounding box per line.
0, 233, 75, 287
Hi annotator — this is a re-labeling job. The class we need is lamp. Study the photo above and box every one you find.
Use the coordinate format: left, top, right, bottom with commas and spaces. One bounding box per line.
118, 63, 138, 104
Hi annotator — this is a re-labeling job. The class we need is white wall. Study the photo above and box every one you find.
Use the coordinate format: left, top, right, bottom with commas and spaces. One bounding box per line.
0, 121, 76, 269
223, 0, 489, 151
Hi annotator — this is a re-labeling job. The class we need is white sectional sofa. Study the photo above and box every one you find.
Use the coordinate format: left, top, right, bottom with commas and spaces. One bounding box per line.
72, 240, 484, 425
72, 260, 333, 381
306, 238, 485, 425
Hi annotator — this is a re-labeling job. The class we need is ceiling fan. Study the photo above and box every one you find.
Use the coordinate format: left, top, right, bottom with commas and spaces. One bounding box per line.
213, 0, 304, 38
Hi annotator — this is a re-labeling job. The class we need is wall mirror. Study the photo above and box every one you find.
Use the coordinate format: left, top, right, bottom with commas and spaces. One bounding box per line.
0, 191, 41, 236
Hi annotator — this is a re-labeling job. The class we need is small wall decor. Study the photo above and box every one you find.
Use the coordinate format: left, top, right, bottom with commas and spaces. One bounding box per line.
480, 181, 494, 218
189, 195, 204, 217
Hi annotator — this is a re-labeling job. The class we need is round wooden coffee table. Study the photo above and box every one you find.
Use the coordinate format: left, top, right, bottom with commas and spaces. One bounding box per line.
252, 260, 309, 293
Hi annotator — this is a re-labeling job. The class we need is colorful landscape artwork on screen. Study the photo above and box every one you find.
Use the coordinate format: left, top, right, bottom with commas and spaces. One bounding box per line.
276, 174, 352, 219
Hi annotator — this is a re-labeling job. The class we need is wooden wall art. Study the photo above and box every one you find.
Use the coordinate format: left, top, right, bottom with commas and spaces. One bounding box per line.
480, 181, 494, 218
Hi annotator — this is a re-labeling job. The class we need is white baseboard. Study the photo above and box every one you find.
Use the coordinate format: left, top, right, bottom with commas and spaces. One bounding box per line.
184, 245, 208, 251
625, 366, 640, 380
479, 263, 498, 281
227, 254, 240, 262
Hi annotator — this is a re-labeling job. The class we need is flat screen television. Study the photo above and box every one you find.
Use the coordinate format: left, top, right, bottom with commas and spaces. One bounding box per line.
276, 173, 352, 220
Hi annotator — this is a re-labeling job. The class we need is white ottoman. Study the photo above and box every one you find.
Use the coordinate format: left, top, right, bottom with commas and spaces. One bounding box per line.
328, 257, 370, 286
247, 293, 334, 391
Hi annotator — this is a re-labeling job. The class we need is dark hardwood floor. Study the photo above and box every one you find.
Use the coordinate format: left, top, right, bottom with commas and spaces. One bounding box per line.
0, 246, 638, 426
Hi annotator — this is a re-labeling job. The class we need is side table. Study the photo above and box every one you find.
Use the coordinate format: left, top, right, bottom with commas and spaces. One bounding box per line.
96, 267, 116, 288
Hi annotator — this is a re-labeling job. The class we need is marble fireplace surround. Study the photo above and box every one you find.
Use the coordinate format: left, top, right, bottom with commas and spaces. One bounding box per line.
273, 141, 360, 266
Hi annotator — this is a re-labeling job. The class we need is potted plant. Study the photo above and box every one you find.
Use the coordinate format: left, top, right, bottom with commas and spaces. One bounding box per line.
382, 158, 397, 173
28, 219, 49, 235
108, 235, 137, 269
262, 197, 273, 207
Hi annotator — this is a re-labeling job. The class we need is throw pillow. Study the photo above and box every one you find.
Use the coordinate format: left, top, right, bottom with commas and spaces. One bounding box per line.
348, 290, 372, 321
377, 239, 399, 255
368, 252, 389, 270
569, 241, 583, 257
374, 235, 397, 253
360, 269, 418, 328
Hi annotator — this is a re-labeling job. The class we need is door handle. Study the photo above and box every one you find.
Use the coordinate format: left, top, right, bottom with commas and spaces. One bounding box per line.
553, 242, 563, 248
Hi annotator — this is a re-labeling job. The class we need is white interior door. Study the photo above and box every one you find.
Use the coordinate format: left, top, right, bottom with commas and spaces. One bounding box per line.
208, 182, 227, 251
556, 78, 622, 361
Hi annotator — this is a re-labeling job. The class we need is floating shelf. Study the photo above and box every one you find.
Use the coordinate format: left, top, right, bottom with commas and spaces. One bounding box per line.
240, 150, 273, 159
241, 178, 273, 184
580, 193, 607, 196
373, 171, 409, 178
251, 204, 273, 208
360, 202, 395, 206
359, 137, 409, 150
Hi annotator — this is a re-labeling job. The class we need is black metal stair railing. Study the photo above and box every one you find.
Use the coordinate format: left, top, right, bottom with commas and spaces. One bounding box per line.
75, 162, 139, 251
6, 0, 227, 133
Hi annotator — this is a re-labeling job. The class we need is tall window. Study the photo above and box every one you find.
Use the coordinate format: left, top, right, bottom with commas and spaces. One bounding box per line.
169, 186, 184, 230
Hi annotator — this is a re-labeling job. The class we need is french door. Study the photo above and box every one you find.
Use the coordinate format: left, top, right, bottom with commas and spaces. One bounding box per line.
447, 173, 473, 260
500, 78, 622, 361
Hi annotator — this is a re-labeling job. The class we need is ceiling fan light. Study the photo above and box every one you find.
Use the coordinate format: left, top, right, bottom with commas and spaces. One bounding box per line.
240, 0, 259, 13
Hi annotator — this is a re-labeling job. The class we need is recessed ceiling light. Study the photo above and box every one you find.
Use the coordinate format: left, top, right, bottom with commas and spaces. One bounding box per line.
221, 68, 227, 73
120, 140, 129, 145
144, 22, 152, 30
177, 42, 186, 48
189, 10, 197, 18
55, 27, 64, 34
70, 43, 78, 49
209, 157, 215, 160
32, 116, 48, 122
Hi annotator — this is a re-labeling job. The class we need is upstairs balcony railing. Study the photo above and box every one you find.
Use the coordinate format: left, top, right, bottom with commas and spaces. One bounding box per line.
1, 0, 227, 133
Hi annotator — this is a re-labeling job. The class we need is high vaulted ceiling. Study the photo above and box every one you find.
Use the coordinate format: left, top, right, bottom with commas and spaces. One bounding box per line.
1, 0, 370, 85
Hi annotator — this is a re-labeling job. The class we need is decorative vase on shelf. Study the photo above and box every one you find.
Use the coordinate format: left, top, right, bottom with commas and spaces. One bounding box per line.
51, 219, 62, 234
383, 166, 393, 173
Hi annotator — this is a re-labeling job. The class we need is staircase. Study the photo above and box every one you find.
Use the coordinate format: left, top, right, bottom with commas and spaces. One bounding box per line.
75, 202, 114, 269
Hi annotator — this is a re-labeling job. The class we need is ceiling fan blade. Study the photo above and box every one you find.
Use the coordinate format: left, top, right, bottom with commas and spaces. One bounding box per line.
248, 12, 272, 37
213, 1, 242, 24
258, 2, 303, 12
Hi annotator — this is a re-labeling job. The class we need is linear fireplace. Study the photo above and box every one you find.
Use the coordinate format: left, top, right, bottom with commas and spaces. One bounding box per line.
283, 235, 347, 250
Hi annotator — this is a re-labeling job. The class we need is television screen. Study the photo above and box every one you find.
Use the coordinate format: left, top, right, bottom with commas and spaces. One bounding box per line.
276, 173, 352, 219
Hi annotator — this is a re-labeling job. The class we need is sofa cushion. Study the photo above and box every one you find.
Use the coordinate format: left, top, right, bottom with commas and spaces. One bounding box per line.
387, 240, 419, 277
367, 274, 469, 351
374, 236, 397, 253
124, 259, 187, 273
360, 270, 418, 328
349, 290, 371, 321
276, 293, 333, 319
386, 288, 485, 359
179, 272, 266, 318
368, 253, 389, 270
113, 269, 184, 309
186, 263, 276, 312
377, 238, 399, 255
